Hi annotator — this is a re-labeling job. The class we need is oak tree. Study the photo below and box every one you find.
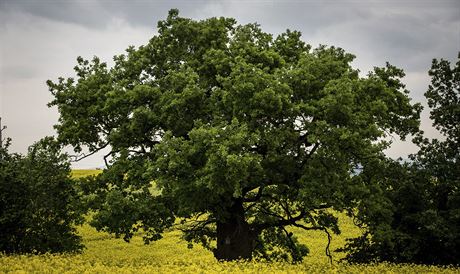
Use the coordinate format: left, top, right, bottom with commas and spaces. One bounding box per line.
48, 10, 421, 261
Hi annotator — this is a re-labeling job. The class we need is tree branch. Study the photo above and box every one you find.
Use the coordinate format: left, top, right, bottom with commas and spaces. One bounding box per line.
306, 142, 320, 159
69, 142, 109, 162
292, 223, 333, 264
179, 218, 215, 233
103, 149, 119, 168
298, 133, 313, 147
251, 210, 307, 234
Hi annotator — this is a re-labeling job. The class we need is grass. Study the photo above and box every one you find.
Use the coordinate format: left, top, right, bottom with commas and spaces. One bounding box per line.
0, 170, 458, 273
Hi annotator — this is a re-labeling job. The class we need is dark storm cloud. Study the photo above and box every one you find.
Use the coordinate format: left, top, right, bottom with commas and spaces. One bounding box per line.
1, 0, 111, 28
3, 0, 458, 71
219, 0, 460, 72
0, 0, 213, 29
196, 0, 459, 74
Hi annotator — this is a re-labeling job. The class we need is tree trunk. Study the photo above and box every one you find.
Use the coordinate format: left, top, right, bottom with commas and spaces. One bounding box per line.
213, 200, 255, 261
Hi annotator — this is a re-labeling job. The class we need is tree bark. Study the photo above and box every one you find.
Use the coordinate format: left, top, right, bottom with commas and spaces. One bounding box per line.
213, 200, 255, 261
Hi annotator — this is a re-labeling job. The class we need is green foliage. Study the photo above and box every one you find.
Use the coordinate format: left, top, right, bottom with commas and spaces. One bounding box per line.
341, 53, 460, 265
0, 137, 84, 254
48, 9, 421, 261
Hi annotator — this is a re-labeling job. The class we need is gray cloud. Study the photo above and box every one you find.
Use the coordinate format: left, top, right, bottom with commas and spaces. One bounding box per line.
1, 0, 459, 168
198, 0, 459, 74
0, 0, 214, 29
1, 0, 111, 28
0, 65, 37, 79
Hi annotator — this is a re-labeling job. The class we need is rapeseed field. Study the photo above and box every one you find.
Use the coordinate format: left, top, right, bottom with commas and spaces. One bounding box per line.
1, 170, 458, 273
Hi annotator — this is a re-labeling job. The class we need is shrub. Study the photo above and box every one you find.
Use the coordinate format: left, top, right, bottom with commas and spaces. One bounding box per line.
0, 137, 83, 254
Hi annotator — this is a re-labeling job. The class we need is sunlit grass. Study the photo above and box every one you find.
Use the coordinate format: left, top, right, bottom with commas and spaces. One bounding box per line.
1, 170, 458, 273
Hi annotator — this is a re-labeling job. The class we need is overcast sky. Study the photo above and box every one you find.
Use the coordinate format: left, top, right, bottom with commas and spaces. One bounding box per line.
0, 0, 459, 168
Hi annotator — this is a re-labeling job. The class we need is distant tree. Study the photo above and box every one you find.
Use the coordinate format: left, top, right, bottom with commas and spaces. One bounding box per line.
341, 53, 460, 265
0, 137, 83, 254
48, 10, 421, 261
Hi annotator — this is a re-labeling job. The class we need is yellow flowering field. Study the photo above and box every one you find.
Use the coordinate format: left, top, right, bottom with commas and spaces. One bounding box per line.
70, 169, 103, 179
1, 170, 458, 273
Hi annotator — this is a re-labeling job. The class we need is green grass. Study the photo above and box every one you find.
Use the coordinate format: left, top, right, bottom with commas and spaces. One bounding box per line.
0, 170, 458, 273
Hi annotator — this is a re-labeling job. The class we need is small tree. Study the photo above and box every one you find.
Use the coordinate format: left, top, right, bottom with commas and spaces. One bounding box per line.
48, 10, 421, 261
0, 137, 83, 254
341, 53, 460, 265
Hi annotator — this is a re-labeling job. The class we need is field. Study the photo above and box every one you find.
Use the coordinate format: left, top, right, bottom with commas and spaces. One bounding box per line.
1, 170, 458, 273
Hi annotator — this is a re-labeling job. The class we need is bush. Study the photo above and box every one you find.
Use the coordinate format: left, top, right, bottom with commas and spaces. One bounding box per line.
0, 137, 83, 254
340, 157, 459, 265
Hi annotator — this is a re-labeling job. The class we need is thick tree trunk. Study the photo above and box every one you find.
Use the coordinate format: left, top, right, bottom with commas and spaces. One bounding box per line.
213, 200, 255, 261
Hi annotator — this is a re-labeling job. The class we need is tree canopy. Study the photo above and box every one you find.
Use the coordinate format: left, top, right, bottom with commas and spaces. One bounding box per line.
48, 10, 421, 261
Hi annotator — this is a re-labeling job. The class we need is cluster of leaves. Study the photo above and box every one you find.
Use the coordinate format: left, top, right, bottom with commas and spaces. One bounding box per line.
341, 53, 460, 265
47, 9, 421, 261
0, 137, 84, 254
